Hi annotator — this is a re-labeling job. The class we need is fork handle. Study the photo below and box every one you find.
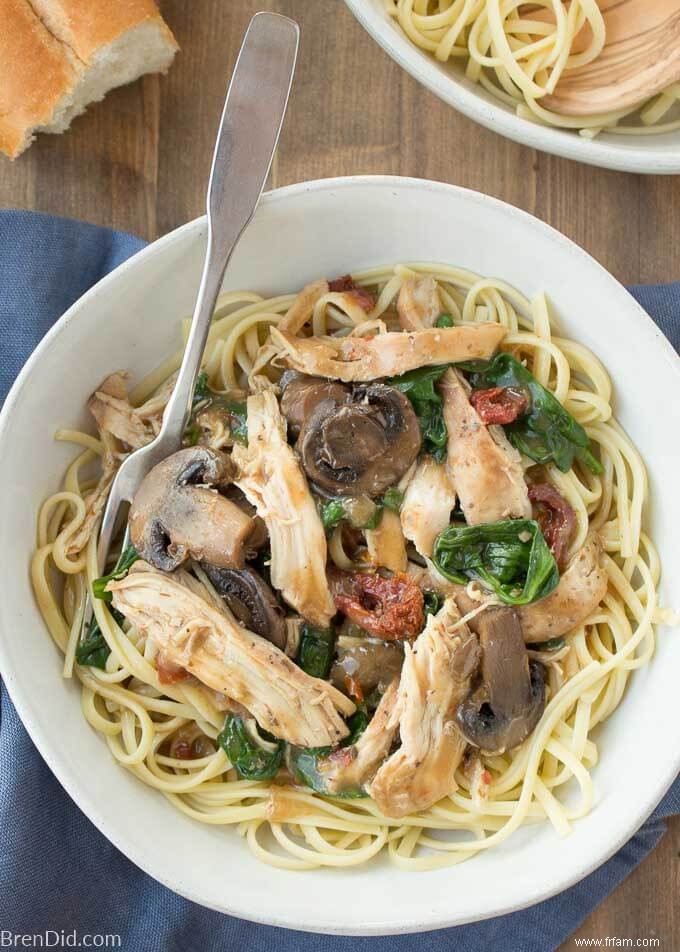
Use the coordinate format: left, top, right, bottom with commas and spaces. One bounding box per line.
160, 12, 299, 442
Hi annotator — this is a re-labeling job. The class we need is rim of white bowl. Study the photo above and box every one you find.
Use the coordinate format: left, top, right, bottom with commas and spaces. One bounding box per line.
1, 177, 679, 934
343, 1, 680, 176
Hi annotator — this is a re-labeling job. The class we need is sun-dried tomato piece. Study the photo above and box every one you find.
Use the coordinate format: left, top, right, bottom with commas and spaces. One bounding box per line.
470, 386, 530, 425
529, 483, 576, 569
329, 568, 424, 640
328, 274, 376, 313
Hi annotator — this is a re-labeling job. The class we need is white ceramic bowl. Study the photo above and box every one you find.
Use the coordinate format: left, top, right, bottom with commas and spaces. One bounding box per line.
1, 177, 679, 934
344, 1, 680, 175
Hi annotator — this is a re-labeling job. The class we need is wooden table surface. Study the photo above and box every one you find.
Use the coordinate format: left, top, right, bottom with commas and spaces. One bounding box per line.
1, 1, 677, 946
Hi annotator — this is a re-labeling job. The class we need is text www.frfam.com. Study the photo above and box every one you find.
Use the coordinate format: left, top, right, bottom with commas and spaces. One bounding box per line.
574, 939, 661, 948
0, 933, 121, 948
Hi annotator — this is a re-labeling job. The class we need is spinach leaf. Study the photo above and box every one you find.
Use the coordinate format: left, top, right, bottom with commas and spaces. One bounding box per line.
458, 353, 602, 475
382, 488, 404, 513
423, 590, 444, 616
530, 636, 566, 652
297, 623, 336, 679
287, 708, 370, 798
433, 519, 559, 606
435, 314, 454, 328
388, 364, 449, 463
320, 499, 348, 531
75, 607, 125, 669
192, 370, 210, 407
318, 497, 381, 532
218, 716, 284, 781
92, 545, 139, 602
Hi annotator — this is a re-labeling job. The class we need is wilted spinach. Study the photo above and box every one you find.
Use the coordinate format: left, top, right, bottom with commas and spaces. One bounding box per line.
75, 607, 125, 669
318, 497, 381, 532
423, 590, 444, 616
296, 623, 336, 679
218, 716, 284, 781
287, 708, 369, 798
388, 364, 449, 462
381, 488, 404, 513
433, 519, 559, 606
92, 545, 139, 602
457, 353, 602, 475
435, 314, 454, 328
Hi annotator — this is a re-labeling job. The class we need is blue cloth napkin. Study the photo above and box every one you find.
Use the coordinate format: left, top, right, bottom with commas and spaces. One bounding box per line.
0, 210, 678, 952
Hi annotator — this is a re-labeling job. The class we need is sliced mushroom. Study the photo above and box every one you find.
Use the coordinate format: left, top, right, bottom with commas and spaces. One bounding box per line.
456, 607, 546, 753
299, 383, 421, 497
330, 640, 404, 697
223, 485, 269, 551
201, 562, 287, 651
279, 372, 351, 439
129, 446, 254, 572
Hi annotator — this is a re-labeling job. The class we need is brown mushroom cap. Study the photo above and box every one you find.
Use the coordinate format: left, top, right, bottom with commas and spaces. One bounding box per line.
201, 562, 287, 651
456, 607, 546, 753
129, 446, 254, 572
298, 383, 422, 497
279, 372, 351, 439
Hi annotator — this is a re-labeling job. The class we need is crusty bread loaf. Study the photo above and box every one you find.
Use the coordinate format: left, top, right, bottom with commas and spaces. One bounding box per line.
0, 0, 178, 159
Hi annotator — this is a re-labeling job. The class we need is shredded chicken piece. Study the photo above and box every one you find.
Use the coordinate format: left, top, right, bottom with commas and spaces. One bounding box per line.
108, 563, 353, 747
519, 533, 608, 642
397, 275, 441, 331
440, 368, 531, 524
365, 510, 408, 573
368, 599, 480, 818
87, 372, 154, 450
248, 280, 329, 390
324, 679, 401, 795
69, 372, 175, 558
64, 431, 119, 558
400, 457, 457, 558
232, 390, 335, 626
271, 323, 506, 382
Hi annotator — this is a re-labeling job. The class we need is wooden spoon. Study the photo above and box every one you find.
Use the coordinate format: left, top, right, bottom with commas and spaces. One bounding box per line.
541, 0, 680, 116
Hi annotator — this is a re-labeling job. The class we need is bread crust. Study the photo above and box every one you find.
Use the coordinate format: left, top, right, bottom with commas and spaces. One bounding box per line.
0, 0, 177, 157
28, 0, 179, 62
0, 0, 77, 158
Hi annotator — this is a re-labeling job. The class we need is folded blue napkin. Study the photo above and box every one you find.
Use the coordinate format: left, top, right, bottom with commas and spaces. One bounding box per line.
1, 210, 678, 952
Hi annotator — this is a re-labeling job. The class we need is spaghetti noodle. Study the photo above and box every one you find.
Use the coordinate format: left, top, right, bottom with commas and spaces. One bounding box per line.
384, 1, 680, 138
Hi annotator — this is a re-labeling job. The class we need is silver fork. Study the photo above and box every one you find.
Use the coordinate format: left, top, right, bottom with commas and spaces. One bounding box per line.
86, 12, 299, 616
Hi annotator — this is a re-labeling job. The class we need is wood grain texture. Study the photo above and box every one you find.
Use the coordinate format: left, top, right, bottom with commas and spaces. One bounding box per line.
0, 1, 677, 947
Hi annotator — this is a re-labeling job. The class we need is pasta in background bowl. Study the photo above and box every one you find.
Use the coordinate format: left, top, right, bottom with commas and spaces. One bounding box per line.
343, 1, 680, 175
0, 177, 678, 933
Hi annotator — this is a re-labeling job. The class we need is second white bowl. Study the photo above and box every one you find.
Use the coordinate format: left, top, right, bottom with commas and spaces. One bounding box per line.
344, 0, 680, 175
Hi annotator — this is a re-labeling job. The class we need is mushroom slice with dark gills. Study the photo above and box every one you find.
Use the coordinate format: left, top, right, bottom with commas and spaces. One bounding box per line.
128, 446, 255, 573
368, 598, 481, 819
201, 562, 287, 652
456, 606, 546, 754
299, 383, 421, 497
279, 372, 351, 439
